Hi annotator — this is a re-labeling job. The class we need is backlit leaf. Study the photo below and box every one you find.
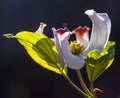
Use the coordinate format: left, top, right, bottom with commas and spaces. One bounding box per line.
15, 31, 67, 75
86, 41, 115, 82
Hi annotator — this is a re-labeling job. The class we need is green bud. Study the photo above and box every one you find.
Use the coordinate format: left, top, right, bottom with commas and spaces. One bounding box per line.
3, 33, 14, 39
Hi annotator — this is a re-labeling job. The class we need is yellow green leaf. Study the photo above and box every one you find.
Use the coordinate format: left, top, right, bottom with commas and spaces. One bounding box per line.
15, 31, 67, 75
86, 41, 115, 82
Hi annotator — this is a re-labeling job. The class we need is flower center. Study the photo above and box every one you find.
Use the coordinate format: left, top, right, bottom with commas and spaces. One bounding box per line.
70, 41, 85, 55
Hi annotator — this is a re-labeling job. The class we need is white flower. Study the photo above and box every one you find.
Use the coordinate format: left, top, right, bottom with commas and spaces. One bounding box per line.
36, 22, 47, 34
52, 9, 111, 70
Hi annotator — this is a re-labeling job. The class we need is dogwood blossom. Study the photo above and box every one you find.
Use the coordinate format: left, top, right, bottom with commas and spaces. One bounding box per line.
52, 9, 111, 70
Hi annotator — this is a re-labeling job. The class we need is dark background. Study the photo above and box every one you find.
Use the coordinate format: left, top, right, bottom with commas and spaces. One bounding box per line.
0, 0, 120, 98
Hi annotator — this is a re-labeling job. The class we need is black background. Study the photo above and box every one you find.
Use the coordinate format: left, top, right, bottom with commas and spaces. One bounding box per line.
0, 0, 120, 98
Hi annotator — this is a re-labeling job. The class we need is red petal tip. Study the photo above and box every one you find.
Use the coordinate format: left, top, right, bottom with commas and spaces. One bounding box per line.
73, 26, 89, 38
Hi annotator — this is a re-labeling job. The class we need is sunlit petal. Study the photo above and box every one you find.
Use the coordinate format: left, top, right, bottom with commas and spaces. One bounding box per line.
83, 9, 111, 56
59, 31, 85, 69
52, 28, 65, 68
36, 22, 47, 34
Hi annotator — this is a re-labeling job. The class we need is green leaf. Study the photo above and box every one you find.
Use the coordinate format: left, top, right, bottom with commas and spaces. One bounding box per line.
15, 31, 67, 75
86, 41, 115, 82
102, 41, 116, 53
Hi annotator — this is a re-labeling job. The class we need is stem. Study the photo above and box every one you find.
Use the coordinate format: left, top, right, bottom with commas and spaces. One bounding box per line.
59, 66, 91, 98
76, 70, 93, 97
90, 81, 94, 93
63, 74, 91, 98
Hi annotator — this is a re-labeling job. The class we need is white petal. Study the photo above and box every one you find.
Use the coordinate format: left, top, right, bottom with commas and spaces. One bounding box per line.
36, 22, 47, 34
52, 28, 65, 68
83, 9, 111, 56
59, 31, 85, 70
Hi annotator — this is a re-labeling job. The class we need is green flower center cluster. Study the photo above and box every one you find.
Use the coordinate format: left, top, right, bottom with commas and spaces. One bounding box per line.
70, 41, 85, 55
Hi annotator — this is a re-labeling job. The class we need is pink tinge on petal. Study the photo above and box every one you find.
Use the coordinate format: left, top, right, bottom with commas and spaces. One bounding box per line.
73, 26, 89, 38
56, 27, 69, 36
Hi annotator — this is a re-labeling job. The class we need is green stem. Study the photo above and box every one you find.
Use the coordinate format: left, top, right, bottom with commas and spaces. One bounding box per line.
63, 74, 91, 98
76, 70, 93, 97
59, 66, 91, 98
90, 81, 94, 93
